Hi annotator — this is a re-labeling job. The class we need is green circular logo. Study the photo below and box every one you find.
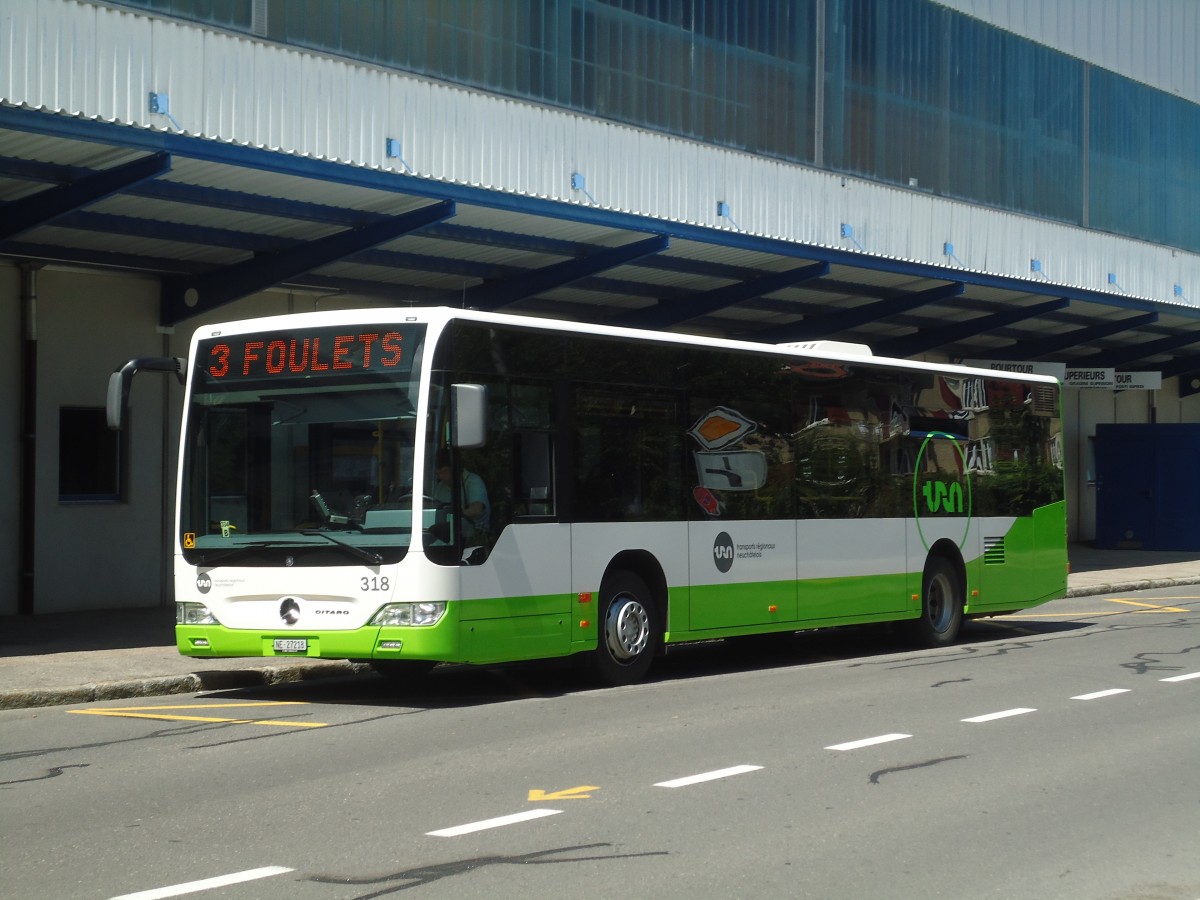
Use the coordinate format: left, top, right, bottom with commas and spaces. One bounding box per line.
912, 432, 972, 552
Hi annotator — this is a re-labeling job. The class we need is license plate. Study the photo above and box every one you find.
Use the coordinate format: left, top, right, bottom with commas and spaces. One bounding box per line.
273, 638, 308, 653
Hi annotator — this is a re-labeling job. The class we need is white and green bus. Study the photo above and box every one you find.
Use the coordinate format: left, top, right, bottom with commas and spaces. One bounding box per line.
110, 307, 1067, 685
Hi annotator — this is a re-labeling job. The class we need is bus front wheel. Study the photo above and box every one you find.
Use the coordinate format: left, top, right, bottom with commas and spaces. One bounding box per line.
907, 556, 964, 647
593, 571, 657, 686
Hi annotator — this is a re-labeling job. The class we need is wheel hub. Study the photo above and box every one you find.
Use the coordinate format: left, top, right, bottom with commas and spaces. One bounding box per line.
605, 596, 650, 661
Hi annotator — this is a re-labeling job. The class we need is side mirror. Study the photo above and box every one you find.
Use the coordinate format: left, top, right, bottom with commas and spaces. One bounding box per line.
451, 383, 487, 448
107, 357, 186, 430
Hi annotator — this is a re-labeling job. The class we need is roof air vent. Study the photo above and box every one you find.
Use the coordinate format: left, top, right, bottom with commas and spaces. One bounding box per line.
777, 340, 874, 357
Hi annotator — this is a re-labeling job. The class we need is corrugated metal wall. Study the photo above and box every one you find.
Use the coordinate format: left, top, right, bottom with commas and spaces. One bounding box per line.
2, 0, 1197, 307
937, 0, 1200, 103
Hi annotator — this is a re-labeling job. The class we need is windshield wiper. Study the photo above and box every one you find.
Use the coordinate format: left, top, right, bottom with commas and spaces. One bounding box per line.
301, 530, 384, 566
196, 541, 284, 568
196, 534, 382, 568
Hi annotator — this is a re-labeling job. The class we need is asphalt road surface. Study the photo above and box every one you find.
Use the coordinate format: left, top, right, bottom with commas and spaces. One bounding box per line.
3, 587, 1199, 900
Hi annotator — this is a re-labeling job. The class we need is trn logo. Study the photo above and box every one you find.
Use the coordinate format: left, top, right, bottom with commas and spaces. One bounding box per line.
713, 531, 735, 573
913, 432, 972, 552
923, 480, 964, 514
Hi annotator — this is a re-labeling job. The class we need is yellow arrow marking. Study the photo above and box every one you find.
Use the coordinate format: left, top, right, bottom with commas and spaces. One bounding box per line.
1108, 599, 1189, 613
528, 785, 599, 802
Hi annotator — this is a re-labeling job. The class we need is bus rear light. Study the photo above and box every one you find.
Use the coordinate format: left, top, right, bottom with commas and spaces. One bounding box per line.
370, 602, 446, 627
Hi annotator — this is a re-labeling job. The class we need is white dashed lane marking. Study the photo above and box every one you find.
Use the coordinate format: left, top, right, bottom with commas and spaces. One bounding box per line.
1071, 689, 1131, 700
1161, 671, 1200, 683
961, 708, 1037, 723
654, 765, 763, 788
427, 809, 562, 837
109, 866, 293, 900
825, 733, 912, 751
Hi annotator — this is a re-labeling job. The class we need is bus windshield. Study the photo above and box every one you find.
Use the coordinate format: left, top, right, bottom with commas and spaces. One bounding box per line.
179, 324, 426, 567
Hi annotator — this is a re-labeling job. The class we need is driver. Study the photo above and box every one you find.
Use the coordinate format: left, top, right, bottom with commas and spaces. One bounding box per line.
433, 449, 491, 543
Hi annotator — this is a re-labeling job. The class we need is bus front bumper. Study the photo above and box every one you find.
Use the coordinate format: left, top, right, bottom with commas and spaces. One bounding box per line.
176, 621, 460, 662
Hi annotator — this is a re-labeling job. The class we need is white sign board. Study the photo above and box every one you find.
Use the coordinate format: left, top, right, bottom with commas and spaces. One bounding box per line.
1113, 371, 1163, 390
961, 359, 1067, 380
961, 360, 1161, 390
1064, 368, 1115, 389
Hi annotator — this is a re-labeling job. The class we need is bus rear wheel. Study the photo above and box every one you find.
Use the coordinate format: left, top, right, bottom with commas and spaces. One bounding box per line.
593, 571, 657, 686
906, 556, 964, 647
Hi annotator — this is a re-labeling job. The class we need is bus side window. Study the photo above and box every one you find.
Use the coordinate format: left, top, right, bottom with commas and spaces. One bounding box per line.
515, 431, 554, 518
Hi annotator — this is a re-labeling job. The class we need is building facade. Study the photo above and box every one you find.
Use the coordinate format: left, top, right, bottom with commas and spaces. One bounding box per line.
2, 0, 1199, 614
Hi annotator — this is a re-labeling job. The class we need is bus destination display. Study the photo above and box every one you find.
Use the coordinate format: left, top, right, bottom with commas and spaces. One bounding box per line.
198, 325, 423, 385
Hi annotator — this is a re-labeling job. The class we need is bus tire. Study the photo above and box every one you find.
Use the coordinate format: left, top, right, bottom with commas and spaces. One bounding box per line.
907, 555, 964, 647
593, 570, 658, 686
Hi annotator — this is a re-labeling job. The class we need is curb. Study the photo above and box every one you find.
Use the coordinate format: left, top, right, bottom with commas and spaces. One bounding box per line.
0, 661, 368, 711
1066, 575, 1200, 599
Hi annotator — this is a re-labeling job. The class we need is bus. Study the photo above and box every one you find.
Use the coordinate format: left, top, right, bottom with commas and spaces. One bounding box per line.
108, 306, 1067, 685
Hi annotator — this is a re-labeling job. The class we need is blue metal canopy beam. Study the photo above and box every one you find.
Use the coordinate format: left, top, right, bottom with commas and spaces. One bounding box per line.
14, 204, 673, 299
1159, 355, 1200, 381
0, 151, 171, 242
1, 240, 210, 275
2, 154, 749, 294
985, 312, 1160, 360
609, 261, 830, 329
758, 281, 965, 344
0, 153, 382, 228
1074, 329, 1200, 368
465, 234, 670, 312
160, 200, 456, 325
875, 298, 1071, 358
56, 210, 293, 254
273, 272, 450, 304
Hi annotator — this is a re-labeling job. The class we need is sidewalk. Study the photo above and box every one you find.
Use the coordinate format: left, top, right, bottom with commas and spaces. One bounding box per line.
3, 544, 1200, 711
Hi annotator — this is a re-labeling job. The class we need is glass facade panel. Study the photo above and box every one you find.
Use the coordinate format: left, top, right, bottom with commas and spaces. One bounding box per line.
108, 0, 1200, 253
126, 0, 250, 29
1090, 68, 1200, 254
824, 0, 1084, 224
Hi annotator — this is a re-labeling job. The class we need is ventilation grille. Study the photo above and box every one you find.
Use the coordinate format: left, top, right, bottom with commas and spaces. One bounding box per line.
1031, 385, 1058, 416
251, 0, 268, 34
983, 536, 1006, 566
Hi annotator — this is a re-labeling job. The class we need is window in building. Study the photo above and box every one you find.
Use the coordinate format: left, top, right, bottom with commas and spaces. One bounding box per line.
59, 407, 123, 503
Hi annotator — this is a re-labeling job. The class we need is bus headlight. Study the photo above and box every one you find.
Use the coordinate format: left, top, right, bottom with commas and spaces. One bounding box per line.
177, 602, 220, 625
370, 602, 446, 627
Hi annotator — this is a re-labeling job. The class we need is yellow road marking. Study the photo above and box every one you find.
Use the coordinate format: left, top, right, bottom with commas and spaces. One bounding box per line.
85, 702, 311, 712
528, 785, 599, 802
1002, 598, 1194, 619
1108, 599, 1190, 613
69, 706, 327, 728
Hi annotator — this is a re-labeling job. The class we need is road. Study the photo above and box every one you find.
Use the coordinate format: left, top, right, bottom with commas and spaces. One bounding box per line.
3, 587, 1199, 900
